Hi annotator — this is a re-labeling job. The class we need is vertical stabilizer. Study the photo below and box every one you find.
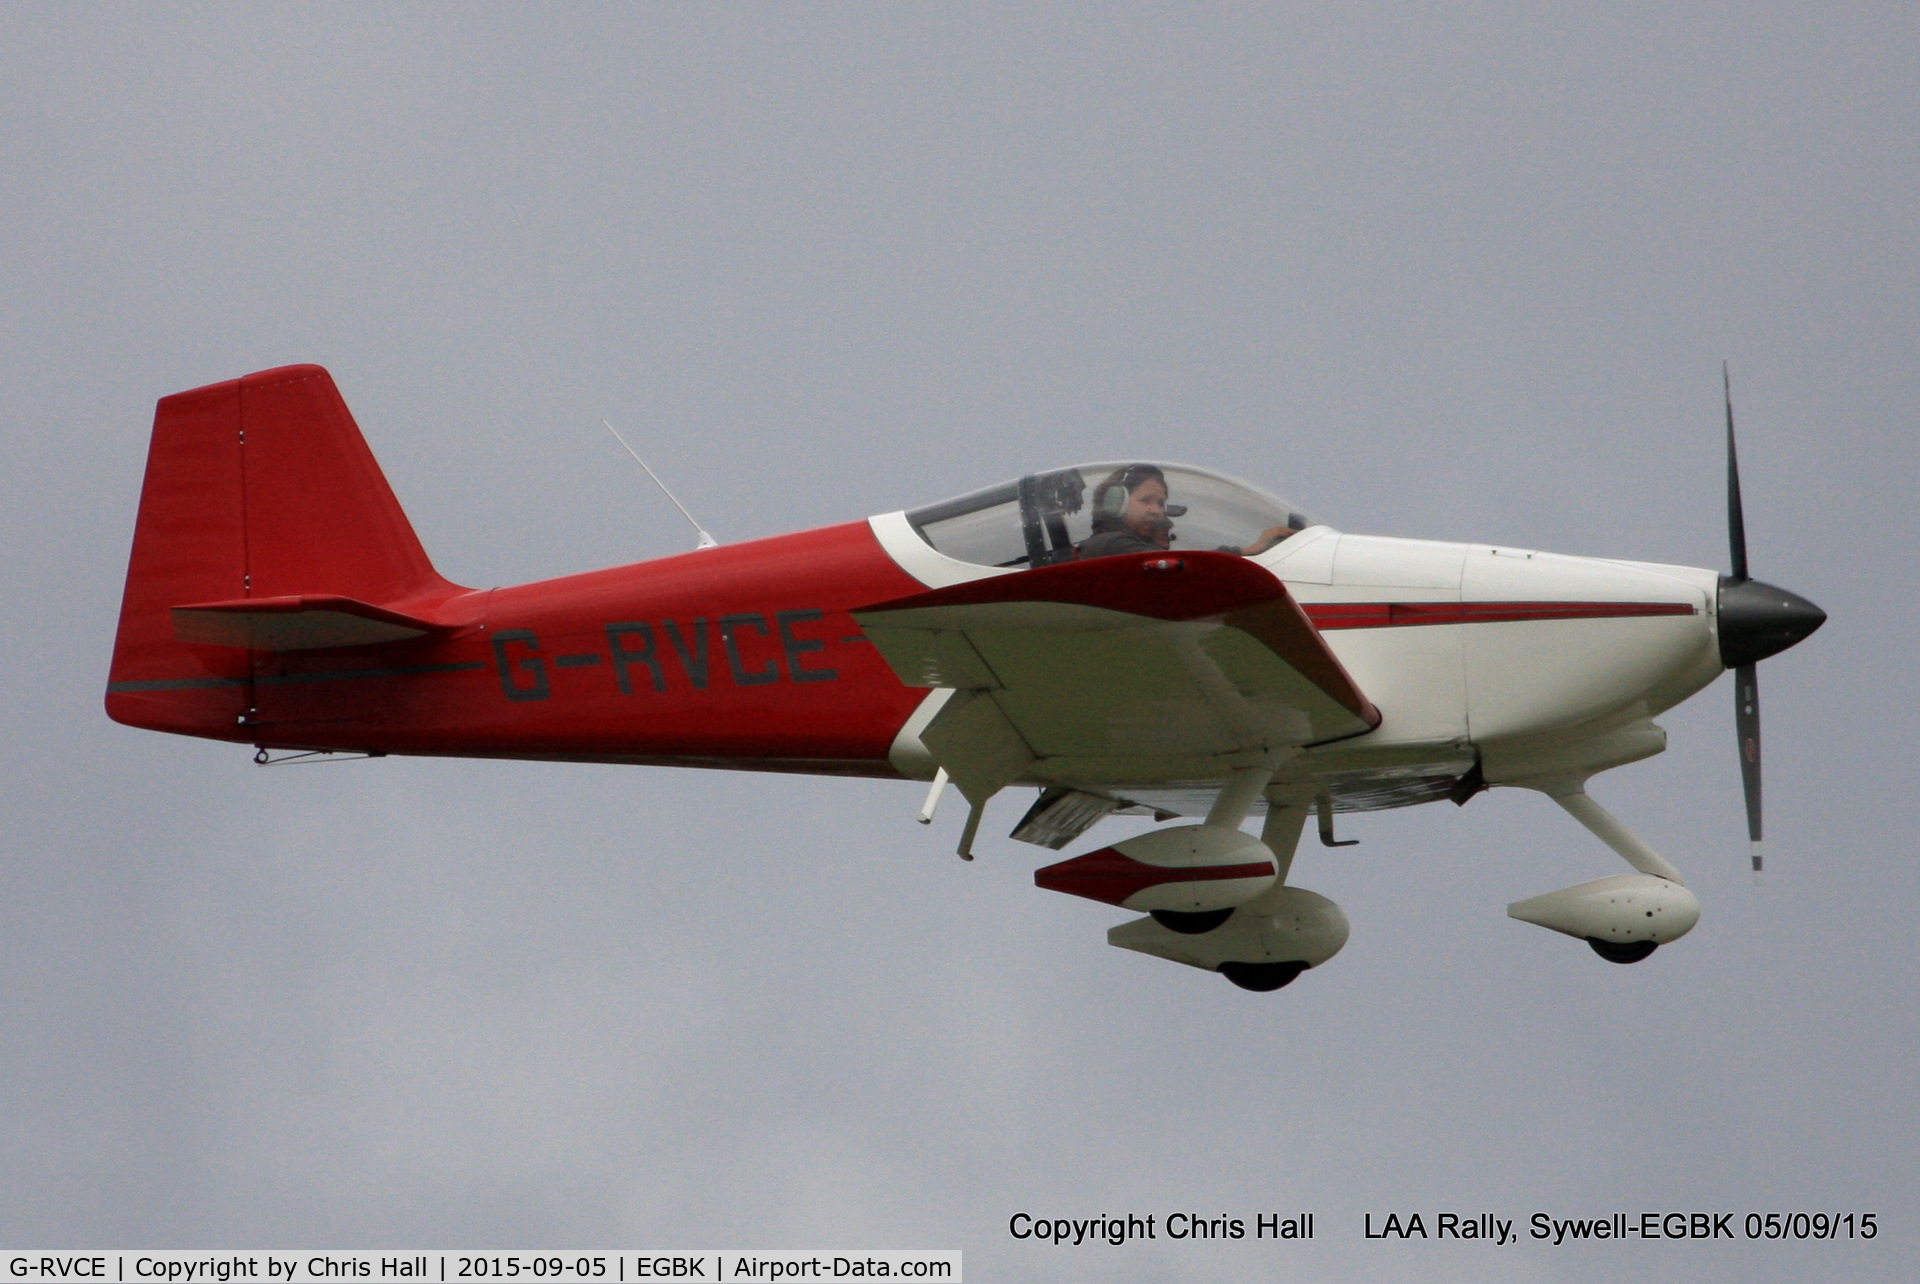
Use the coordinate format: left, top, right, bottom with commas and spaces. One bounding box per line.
106, 364, 460, 737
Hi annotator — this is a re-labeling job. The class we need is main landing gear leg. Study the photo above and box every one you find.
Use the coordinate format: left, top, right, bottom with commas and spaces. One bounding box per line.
1259, 790, 1311, 887
1205, 765, 1274, 831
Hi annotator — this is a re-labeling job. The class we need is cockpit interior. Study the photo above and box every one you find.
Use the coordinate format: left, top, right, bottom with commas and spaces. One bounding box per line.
904, 462, 1314, 569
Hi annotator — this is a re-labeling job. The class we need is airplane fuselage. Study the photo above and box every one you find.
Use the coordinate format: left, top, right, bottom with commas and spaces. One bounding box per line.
112, 511, 1726, 815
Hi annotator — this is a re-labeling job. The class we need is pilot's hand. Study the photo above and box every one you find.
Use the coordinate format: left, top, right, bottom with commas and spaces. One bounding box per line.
1240, 525, 1293, 556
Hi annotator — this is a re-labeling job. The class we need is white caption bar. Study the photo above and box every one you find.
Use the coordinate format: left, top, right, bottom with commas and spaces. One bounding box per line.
3, 1255, 960, 1284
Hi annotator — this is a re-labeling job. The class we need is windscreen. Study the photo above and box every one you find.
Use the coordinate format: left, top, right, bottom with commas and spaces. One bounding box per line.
905, 462, 1313, 569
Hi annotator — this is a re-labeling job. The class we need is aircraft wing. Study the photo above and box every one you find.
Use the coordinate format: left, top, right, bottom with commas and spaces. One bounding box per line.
852, 551, 1380, 808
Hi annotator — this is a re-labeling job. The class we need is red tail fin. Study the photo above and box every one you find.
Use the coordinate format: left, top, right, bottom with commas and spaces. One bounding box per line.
106, 364, 463, 737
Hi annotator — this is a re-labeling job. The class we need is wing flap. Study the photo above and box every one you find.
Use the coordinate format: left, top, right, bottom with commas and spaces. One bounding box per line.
920, 689, 1037, 806
861, 625, 1005, 690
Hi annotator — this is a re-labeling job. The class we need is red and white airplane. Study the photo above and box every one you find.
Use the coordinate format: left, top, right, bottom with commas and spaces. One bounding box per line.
106, 365, 1824, 991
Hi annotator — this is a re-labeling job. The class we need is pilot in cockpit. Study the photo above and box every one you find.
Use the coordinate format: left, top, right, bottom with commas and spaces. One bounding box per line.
1079, 464, 1294, 559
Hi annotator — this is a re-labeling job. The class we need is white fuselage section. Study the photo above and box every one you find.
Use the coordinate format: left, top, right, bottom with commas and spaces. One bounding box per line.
869, 512, 1728, 808
1263, 528, 1723, 792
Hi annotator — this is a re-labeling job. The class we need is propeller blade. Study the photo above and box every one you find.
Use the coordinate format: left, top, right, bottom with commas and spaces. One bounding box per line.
1725, 362, 1750, 582
1735, 661, 1762, 872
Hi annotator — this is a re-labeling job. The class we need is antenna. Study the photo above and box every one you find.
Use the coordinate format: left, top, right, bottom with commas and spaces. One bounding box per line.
602, 418, 718, 550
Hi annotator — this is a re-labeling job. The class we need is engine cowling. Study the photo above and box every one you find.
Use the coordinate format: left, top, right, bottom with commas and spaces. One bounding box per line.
1507, 873, 1700, 947
1034, 825, 1278, 913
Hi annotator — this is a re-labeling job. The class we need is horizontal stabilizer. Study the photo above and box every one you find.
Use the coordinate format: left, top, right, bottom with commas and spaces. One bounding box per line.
171, 595, 443, 652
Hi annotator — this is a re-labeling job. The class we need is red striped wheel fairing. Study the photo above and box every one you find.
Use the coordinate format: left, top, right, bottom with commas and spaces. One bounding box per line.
1034, 846, 1278, 908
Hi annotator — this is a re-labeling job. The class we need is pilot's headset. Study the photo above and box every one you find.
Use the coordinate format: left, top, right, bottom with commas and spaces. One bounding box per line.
1092, 476, 1132, 525
1092, 465, 1185, 529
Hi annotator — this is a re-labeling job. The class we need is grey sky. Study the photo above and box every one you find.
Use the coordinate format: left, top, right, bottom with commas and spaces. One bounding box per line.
2, 4, 1914, 1279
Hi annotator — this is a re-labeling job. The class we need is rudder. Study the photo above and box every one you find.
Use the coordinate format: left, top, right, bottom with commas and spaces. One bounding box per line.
236, 365, 443, 602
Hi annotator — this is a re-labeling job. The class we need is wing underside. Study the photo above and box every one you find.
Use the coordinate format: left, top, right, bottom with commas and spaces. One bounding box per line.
853, 551, 1383, 814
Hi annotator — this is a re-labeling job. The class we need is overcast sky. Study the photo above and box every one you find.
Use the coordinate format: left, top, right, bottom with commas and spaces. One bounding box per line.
2, 5, 1914, 1280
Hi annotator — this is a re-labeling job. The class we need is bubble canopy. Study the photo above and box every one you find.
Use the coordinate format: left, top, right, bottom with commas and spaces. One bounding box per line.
904, 462, 1316, 569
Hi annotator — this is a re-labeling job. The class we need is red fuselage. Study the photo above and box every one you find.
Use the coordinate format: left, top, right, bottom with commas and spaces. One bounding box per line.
110, 520, 932, 776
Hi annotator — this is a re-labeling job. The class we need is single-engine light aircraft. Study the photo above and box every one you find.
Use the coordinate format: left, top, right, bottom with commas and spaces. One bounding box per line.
107, 365, 1825, 991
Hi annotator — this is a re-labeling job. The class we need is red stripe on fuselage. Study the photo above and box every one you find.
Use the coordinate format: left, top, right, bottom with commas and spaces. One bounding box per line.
1302, 601, 1697, 630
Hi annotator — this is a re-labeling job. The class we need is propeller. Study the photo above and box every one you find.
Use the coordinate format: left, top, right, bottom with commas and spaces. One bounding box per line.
1725, 366, 1762, 874
1716, 364, 1826, 875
